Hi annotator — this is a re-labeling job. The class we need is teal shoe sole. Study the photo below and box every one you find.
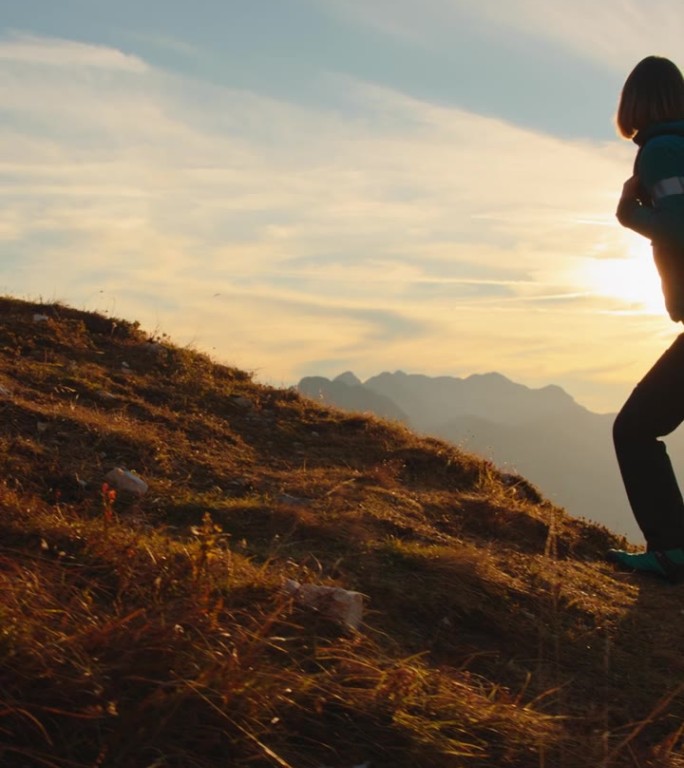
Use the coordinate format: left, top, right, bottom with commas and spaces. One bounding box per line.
607, 548, 684, 584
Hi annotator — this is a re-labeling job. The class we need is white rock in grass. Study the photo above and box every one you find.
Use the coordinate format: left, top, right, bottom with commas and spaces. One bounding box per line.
285, 579, 364, 631
104, 468, 148, 496
33, 314, 49, 323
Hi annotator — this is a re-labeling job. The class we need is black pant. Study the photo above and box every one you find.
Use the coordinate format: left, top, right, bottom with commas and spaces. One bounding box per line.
613, 333, 684, 550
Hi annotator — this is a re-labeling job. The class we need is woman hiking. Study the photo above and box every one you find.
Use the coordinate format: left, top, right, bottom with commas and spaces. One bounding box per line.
609, 55, 684, 582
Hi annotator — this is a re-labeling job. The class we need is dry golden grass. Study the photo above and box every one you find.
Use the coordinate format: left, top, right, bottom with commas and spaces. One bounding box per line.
0, 297, 682, 767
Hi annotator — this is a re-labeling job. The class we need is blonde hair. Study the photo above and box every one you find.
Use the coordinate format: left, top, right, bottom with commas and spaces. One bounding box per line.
617, 56, 684, 139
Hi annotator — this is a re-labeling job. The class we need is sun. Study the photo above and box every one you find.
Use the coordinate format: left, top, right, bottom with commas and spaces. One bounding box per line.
583, 237, 665, 314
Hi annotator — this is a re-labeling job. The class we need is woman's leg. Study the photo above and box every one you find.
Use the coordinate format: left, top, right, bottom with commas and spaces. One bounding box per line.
613, 334, 684, 550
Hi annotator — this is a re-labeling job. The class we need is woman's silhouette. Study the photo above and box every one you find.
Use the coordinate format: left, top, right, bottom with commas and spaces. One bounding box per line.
609, 56, 684, 582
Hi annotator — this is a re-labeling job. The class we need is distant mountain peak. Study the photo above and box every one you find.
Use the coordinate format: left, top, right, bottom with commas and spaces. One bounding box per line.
334, 371, 362, 386
466, 371, 511, 384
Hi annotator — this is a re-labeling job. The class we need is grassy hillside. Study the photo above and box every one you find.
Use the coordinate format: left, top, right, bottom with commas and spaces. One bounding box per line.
0, 297, 682, 768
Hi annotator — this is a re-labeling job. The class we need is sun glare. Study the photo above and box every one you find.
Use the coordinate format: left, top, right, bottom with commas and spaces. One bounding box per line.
583, 238, 664, 314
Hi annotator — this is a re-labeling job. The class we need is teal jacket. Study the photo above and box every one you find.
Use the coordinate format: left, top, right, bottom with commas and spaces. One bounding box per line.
617, 120, 684, 321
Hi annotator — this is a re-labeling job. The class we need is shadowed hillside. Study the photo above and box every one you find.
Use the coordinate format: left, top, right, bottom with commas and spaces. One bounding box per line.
1, 297, 683, 768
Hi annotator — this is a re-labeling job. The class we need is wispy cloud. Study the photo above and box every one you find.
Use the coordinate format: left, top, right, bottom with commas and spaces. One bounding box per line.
0, 32, 148, 71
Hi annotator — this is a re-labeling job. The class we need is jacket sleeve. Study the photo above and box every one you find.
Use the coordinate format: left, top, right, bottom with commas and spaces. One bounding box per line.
616, 139, 684, 246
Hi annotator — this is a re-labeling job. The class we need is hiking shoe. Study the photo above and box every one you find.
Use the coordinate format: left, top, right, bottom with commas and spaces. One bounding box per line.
607, 548, 684, 583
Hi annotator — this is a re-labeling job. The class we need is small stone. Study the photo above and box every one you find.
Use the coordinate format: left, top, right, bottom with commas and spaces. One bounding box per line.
284, 579, 364, 631
105, 468, 148, 496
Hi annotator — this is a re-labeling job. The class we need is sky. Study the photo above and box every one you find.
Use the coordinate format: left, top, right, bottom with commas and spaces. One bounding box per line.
2, 1, 684, 413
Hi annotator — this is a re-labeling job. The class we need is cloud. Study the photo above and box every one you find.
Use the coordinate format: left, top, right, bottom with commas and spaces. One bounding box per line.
0, 32, 148, 72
